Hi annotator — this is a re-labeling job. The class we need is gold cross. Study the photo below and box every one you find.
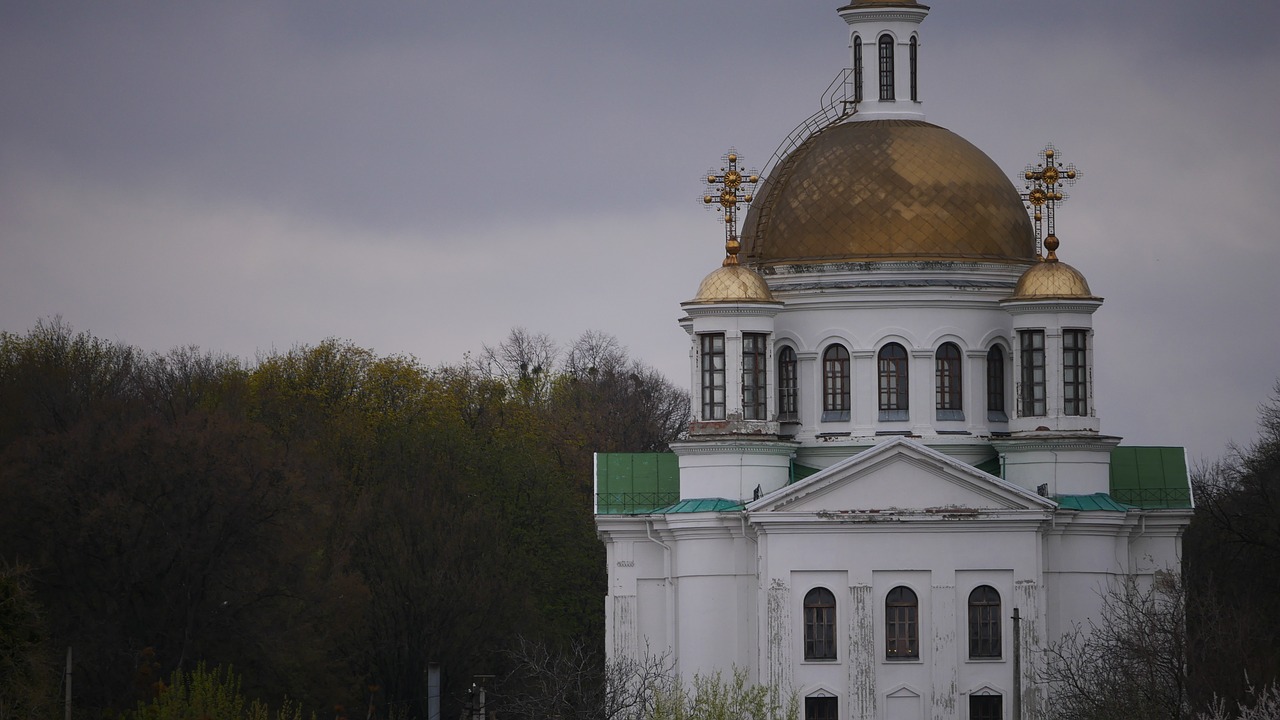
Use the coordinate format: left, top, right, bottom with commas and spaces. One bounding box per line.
1021, 144, 1080, 261
702, 149, 759, 266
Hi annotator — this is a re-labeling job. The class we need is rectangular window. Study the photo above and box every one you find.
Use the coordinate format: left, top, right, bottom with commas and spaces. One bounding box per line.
742, 333, 768, 421
700, 333, 725, 421
1019, 330, 1046, 417
805, 697, 838, 720
1063, 330, 1088, 416
969, 695, 1002, 720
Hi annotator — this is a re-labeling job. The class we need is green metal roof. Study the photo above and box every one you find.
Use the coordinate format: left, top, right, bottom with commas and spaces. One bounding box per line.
1055, 492, 1134, 512
595, 453, 680, 514
1109, 446, 1192, 509
790, 462, 822, 485
652, 497, 744, 514
973, 455, 1001, 477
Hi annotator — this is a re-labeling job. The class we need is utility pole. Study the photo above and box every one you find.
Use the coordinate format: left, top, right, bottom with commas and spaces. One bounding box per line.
1012, 608, 1022, 720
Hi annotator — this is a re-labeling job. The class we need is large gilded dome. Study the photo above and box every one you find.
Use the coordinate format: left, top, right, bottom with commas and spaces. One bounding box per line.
741, 119, 1035, 266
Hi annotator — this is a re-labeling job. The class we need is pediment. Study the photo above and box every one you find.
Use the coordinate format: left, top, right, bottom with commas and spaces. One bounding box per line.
748, 437, 1054, 513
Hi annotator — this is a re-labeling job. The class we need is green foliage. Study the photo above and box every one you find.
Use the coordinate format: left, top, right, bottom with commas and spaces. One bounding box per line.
0, 563, 56, 720
0, 320, 686, 718
650, 669, 798, 720
130, 664, 310, 720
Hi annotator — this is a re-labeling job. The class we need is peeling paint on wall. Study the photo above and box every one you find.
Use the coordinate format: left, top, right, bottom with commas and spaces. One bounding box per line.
767, 579, 793, 702
1015, 580, 1046, 720
848, 585, 877, 720
614, 595, 637, 662
931, 585, 957, 720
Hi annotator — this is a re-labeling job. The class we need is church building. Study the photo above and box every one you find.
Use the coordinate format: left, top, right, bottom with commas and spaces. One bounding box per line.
594, 3, 1192, 719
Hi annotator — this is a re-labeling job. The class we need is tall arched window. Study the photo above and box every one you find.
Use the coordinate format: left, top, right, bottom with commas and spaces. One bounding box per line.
909, 36, 918, 101
885, 586, 918, 659
804, 587, 837, 660
778, 346, 798, 422
878, 34, 895, 101
968, 585, 1002, 658
853, 35, 863, 103
935, 342, 963, 420
986, 346, 1007, 422
823, 344, 850, 422
878, 342, 909, 421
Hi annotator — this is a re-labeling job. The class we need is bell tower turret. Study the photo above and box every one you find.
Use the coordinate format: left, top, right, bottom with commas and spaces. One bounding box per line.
838, 0, 929, 122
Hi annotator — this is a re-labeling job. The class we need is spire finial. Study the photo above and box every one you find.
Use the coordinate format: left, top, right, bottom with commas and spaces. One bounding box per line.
702, 149, 759, 266
1021, 143, 1080, 262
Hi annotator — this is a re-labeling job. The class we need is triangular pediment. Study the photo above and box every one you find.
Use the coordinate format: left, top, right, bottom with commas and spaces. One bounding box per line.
748, 437, 1054, 513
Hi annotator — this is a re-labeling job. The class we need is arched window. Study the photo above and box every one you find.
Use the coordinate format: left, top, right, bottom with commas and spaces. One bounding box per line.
822, 344, 850, 422
885, 586, 918, 659
968, 585, 1001, 658
986, 346, 1007, 422
804, 587, 837, 660
878, 342, 909, 421
853, 35, 863, 103
700, 333, 726, 421
878, 34, 895, 101
935, 342, 963, 420
909, 36, 918, 101
742, 333, 768, 421
778, 346, 798, 422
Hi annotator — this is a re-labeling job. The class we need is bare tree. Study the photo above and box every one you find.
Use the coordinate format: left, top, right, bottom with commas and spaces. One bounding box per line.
495, 638, 674, 720
1041, 572, 1190, 720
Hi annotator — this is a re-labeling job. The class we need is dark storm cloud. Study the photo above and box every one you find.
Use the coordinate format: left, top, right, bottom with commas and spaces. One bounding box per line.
2, 1, 1278, 461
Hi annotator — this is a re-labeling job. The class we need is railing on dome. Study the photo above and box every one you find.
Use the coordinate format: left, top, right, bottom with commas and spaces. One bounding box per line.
758, 68, 857, 181
748, 69, 857, 254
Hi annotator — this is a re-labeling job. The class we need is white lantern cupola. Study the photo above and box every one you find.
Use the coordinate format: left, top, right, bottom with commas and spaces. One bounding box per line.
838, 0, 929, 122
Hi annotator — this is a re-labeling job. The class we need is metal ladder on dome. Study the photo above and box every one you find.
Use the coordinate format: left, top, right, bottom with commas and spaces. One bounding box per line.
748, 69, 857, 255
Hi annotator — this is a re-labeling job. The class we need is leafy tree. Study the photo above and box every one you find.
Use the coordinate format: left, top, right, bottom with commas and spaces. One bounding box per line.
0, 562, 56, 720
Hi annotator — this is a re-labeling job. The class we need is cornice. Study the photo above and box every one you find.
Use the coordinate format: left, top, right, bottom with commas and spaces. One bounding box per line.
670, 439, 799, 456
991, 434, 1122, 453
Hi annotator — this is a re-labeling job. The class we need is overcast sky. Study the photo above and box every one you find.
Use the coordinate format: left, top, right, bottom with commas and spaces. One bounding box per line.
3, 1, 1278, 463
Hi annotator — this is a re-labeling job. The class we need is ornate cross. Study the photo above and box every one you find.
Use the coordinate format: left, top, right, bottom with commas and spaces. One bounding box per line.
702, 149, 759, 266
1021, 144, 1080, 260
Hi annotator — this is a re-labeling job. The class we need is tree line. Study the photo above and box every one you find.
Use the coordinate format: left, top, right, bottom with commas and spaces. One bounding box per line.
0, 320, 688, 719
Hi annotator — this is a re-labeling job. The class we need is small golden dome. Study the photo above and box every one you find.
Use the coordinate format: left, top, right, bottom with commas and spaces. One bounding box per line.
741, 120, 1034, 266
691, 264, 776, 304
1010, 259, 1097, 300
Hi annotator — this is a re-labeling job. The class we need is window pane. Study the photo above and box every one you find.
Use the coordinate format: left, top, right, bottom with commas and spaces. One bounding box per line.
879, 35, 895, 101
779, 346, 798, 421
968, 585, 1001, 658
1063, 329, 1088, 416
885, 586, 918, 659
935, 343, 962, 413
743, 333, 768, 420
701, 334, 726, 420
805, 697, 838, 720
878, 343, 909, 414
823, 345, 850, 413
986, 346, 1006, 417
804, 588, 837, 660
970, 695, 1002, 720
1019, 330, 1046, 417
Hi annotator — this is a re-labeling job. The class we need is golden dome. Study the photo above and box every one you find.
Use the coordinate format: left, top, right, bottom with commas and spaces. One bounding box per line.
690, 264, 776, 304
741, 120, 1035, 266
1010, 259, 1097, 300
